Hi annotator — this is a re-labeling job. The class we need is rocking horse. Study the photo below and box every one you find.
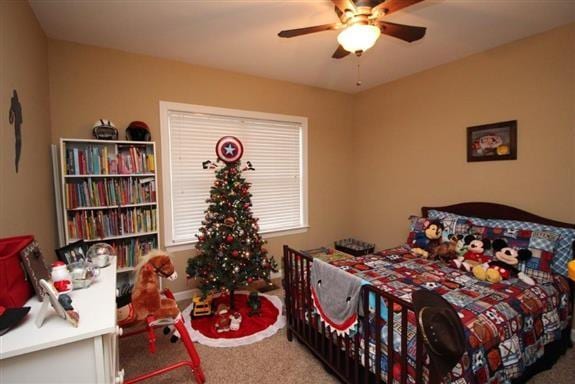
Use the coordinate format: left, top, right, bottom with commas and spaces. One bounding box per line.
117, 250, 205, 384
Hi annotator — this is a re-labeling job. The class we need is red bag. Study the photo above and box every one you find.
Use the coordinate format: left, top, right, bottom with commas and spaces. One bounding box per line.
0, 236, 35, 307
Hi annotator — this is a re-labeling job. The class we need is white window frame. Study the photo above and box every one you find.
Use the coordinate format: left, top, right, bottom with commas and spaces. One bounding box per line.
159, 101, 309, 251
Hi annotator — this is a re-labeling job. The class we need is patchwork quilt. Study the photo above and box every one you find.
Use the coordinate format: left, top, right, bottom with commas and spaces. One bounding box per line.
326, 246, 572, 384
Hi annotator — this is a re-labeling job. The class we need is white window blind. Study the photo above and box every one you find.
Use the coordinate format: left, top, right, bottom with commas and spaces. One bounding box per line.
160, 102, 308, 247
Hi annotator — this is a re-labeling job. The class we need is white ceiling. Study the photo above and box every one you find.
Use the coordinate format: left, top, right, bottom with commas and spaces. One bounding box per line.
30, 0, 575, 94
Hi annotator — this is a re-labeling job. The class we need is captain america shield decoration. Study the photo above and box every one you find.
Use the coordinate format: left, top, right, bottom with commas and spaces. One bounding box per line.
215, 136, 244, 163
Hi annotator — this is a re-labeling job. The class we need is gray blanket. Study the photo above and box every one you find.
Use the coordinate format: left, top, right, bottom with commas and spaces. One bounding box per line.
310, 258, 363, 334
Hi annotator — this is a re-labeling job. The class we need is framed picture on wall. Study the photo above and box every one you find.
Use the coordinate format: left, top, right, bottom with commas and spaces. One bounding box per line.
467, 120, 517, 162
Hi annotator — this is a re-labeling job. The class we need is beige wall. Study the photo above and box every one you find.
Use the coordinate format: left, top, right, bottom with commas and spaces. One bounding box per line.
48, 40, 355, 292
352, 23, 575, 249
0, 1, 56, 258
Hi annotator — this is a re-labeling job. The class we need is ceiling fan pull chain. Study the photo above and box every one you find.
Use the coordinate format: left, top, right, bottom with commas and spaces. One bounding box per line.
356, 57, 362, 87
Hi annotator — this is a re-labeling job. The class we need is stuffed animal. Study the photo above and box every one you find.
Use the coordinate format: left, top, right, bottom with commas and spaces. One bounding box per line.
118, 250, 180, 327
472, 239, 535, 285
411, 220, 444, 258
214, 304, 231, 333
429, 234, 463, 263
451, 236, 491, 272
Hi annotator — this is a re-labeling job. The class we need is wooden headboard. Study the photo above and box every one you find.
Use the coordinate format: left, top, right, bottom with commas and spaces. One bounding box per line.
422, 202, 575, 230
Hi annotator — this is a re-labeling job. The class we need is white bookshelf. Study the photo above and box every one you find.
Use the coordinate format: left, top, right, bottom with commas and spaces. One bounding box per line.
58, 138, 160, 274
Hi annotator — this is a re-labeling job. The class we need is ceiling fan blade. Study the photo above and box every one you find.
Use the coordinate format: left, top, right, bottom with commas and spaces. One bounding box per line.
278, 23, 342, 38
332, 44, 351, 59
378, 21, 426, 42
373, 0, 424, 16
331, 0, 357, 14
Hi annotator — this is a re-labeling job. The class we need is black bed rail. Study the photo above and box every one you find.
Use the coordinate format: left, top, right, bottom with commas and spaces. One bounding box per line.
283, 246, 426, 384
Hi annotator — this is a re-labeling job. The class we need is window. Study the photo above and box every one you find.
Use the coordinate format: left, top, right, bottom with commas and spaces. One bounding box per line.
160, 101, 308, 248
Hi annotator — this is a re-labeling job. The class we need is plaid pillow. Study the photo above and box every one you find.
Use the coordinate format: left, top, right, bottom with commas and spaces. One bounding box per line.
428, 209, 571, 276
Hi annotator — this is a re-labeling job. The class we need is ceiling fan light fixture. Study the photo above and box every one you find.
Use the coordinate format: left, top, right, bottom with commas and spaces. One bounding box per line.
337, 24, 381, 54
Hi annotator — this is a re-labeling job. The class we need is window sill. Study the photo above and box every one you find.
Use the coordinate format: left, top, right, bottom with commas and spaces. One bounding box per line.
165, 225, 310, 253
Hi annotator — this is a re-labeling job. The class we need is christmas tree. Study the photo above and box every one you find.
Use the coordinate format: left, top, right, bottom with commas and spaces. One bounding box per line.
186, 136, 278, 309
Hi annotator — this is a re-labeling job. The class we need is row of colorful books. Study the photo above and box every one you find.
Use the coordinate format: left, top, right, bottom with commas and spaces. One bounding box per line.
65, 178, 156, 209
65, 145, 155, 175
67, 207, 157, 240
113, 236, 158, 268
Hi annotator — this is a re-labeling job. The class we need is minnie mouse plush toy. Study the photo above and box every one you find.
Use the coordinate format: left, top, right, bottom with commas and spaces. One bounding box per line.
472, 239, 535, 285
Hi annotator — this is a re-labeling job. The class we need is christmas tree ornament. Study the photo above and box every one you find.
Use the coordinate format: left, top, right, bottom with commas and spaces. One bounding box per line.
226, 234, 234, 243
215, 136, 244, 163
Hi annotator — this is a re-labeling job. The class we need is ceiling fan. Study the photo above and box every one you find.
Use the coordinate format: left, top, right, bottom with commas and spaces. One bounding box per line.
278, 0, 427, 59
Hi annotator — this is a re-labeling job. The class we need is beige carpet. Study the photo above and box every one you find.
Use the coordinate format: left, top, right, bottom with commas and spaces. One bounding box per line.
119, 291, 574, 384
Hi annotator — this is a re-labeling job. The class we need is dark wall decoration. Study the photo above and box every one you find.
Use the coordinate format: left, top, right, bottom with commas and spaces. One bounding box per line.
467, 120, 517, 162
8, 90, 23, 173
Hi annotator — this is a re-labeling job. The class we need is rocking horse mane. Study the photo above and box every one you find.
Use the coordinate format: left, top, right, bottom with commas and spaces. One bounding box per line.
133, 249, 172, 287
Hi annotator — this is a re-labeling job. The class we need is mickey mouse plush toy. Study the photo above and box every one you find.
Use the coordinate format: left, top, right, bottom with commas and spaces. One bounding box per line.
451, 235, 491, 272
472, 239, 535, 285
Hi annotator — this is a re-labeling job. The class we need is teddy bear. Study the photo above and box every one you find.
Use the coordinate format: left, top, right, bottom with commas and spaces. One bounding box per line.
451, 235, 491, 272
472, 239, 535, 286
411, 220, 444, 258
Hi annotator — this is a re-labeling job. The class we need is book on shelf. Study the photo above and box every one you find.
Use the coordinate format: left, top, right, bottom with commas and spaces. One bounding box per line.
67, 207, 157, 240
108, 236, 158, 269
65, 178, 156, 209
65, 144, 155, 176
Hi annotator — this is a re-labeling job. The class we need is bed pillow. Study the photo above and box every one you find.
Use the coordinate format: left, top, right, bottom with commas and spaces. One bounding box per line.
428, 209, 572, 276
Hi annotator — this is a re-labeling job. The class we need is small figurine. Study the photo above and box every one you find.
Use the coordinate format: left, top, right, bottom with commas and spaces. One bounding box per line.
229, 312, 242, 331
214, 304, 231, 333
247, 291, 261, 317
58, 294, 80, 326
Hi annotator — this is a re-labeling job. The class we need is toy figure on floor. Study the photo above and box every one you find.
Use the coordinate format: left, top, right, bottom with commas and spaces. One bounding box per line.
117, 250, 180, 336
8, 90, 23, 173
472, 239, 535, 285
411, 220, 444, 258
247, 291, 261, 316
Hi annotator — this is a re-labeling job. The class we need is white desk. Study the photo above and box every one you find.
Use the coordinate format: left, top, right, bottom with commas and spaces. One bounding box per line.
0, 259, 121, 383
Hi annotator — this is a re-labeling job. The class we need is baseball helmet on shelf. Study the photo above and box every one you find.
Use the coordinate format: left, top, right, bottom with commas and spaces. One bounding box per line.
125, 121, 151, 142
92, 119, 118, 140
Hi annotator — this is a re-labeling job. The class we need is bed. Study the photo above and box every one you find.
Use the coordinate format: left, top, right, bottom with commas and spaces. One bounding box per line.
283, 202, 574, 384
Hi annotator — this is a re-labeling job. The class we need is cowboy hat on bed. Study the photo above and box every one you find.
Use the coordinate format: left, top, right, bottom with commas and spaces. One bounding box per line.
412, 290, 465, 382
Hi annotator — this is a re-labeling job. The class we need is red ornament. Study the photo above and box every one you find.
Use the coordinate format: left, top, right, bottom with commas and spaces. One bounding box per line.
247, 277, 254, 283
226, 234, 234, 243
198, 234, 205, 241
232, 250, 239, 257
